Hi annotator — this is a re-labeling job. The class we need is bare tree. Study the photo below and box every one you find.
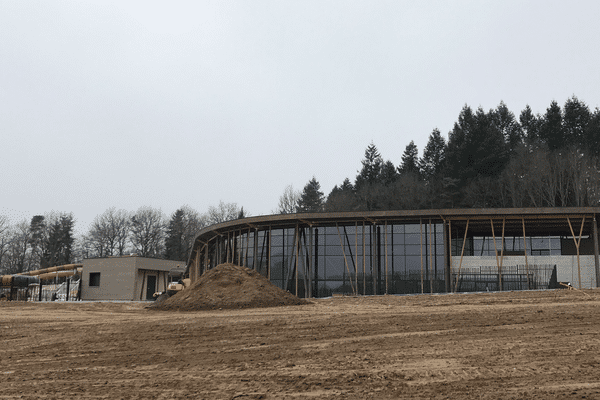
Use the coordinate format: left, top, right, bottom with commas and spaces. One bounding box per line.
0, 215, 11, 273
274, 185, 300, 214
2, 221, 31, 274
206, 201, 242, 225
180, 205, 208, 255
86, 208, 131, 257
129, 207, 166, 258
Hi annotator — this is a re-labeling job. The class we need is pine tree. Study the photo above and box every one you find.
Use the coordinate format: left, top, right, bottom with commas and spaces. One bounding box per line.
380, 160, 398, 185
519, 105, 541, 147
539, 100, 564, 151
164, 209, 186, 261
398, 141, 420, 176
419, 128, 446, 182
297, 177, 324, 213
325, 178, 356, 211
563, 95, 591, 150
355, 143, 383, 191
445, 105, 475, 182
492, 101, 523, 156
584, 108, 600, 158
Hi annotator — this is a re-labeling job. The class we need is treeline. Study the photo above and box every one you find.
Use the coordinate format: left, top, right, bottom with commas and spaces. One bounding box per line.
278, 96, 600, 213
0, 202, 245, 274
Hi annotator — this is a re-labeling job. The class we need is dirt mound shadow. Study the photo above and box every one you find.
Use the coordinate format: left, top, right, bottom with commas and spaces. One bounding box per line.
149, 263, 308, 311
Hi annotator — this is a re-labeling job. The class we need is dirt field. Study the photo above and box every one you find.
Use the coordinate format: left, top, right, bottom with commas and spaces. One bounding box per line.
2, 290, 600, 399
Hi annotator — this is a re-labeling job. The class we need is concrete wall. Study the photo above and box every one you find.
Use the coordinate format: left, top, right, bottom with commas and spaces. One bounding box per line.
81, 256, 183, 301
452, 255, 597, 289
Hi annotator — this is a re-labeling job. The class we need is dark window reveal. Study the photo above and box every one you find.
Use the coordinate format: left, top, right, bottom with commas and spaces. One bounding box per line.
89, 272, 100, 287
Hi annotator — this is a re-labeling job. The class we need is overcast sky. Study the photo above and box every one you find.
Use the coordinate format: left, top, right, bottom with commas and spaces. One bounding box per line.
2, 1, 600, 234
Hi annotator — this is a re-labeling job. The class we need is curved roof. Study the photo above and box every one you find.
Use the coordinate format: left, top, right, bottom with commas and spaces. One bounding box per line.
187, 207, 600, 267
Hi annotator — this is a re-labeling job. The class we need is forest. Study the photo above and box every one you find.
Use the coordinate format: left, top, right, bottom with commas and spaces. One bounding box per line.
1, 96, 599, 274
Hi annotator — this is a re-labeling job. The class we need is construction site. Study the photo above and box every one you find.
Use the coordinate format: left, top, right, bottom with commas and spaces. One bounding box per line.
3, 207, 600, 399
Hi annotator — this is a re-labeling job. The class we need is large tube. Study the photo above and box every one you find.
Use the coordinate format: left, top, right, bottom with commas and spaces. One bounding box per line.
1, 275, 40, 288
22, 264, 83, 277
37, 269, 81, 281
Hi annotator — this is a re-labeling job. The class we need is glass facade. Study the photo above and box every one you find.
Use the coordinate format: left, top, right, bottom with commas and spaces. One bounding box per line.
227, 223, 446, 297
452, 236, 562, 257
190, 211, 598, 295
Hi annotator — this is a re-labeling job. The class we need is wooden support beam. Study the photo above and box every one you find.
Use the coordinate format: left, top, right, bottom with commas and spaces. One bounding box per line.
522, 218, 530, 289
309, 227, 313, 298
593, 215, 600, 287
295, 224, 299, 297
253, 228, 259, 270
500, 218, 505, 290
268, 227, 272, 281
491, 219, 500, 291
429, 219, 434, 294
363, 222, 366, 295
384, 220, 389, 295
567, 216, 585, 289
454, 219, 470, 293
245, 228, 251, 268
447, 219, 452, 293
355, 222, 358, 295
420, 218, 424, 294
336, 223, 355, 295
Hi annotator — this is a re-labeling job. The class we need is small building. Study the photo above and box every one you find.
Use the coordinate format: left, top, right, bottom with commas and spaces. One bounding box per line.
80, 255, 183, 301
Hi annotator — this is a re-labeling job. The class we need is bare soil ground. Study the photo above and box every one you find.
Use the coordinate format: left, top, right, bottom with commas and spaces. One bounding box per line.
3, 289, 600, 399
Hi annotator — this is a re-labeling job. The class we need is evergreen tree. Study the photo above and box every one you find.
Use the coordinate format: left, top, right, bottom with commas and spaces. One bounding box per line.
419, 128, 446, 182
398, 141, 420, 176
539, 100, 564, 151
164, 209, 186, 261
445, 105, 475, 182
380, 160, 398, 185
469, 107, 508, 178
297, 177, 324, 213
44, 213, 74, 267
325, 178, 356, 211
519, 104, 541, 147
492, 101, 523, 156
355, 143, 383, 191
584, 108, 600, 158
563, 95, 591, 149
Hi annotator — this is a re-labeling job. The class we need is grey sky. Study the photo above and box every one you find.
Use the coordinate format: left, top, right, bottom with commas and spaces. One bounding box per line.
1, 1, 600, 233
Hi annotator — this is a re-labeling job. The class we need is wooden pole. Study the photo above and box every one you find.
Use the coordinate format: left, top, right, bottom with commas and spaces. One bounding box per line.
336, 223, 355, 295
454, 219, 470, 293
491, 219, 500, 291
567, 216, 585, 289
429, 219, 434, 293
593, 215, 600, 287
499, 218, 505, 291
522, 218, 530, 289
447, 220, 452, 293
309, 226, 313, 298
363, 222, 366, 295
384, 220, 389, 295
355, 222, 358, 294
268, 227, 272, 281
295, 224, 299, 297
420, 218, 424, 294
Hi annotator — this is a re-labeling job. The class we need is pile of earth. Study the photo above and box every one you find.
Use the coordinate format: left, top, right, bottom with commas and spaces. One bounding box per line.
149, 263, 308, 311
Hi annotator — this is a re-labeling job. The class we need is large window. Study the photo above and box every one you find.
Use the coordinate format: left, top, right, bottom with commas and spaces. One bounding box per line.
89, 272, 100, 287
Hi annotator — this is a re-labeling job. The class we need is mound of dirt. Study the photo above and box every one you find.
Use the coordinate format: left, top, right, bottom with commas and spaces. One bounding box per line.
149, 263, 308, 311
